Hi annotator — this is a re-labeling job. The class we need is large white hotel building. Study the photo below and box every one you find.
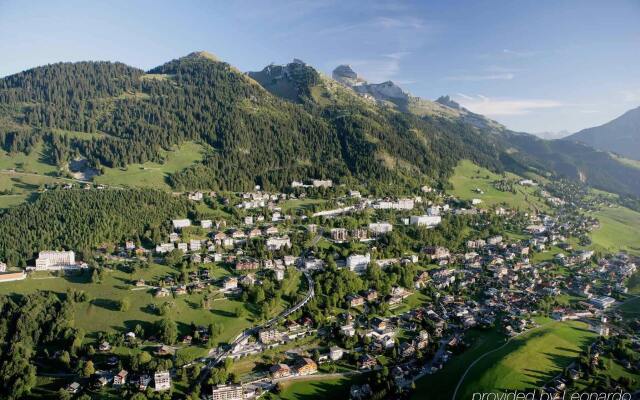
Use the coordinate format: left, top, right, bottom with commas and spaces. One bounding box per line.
35, 250, 77, 270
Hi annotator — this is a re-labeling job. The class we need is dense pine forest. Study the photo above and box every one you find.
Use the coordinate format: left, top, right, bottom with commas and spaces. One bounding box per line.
1, 52, 640, 195
0, 292, 73, 400
0, 54, 507, 191
0, 189, 191, 267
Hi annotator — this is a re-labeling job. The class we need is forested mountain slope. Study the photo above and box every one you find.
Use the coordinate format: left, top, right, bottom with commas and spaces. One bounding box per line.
0, 189, 190, 266
1, 53, 640, 196
498, 131, 640, 196
249, 59, 640, 197
565, 106, 640, 161
0, 53, 508, 192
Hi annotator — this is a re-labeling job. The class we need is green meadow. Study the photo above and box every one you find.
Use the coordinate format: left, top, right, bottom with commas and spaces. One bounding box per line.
0, 173, 73, 209
413, 328, 505, 400
281, 198, 328, 213
627, 272, 640, 295
448, 160, 546, 212
613, 155, 640, 170
455, 320, 596, 399
618, 296, 640, 320
1, 141, 207, 208
275, 375, 366, 400
590, 206, 640, 255
0, 141, 58, 175
0, 141, 76, 208
413, 321, 597, 400
50, 128, 108, 140
94, 141, 206, 189
0, 263, 253, 349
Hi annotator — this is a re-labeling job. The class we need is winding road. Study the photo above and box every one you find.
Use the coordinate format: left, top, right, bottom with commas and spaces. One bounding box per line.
197, 269, 315, 384
196, 234, 323, 387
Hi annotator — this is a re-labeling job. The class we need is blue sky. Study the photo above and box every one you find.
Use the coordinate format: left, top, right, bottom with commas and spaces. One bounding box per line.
1, 0, 639, 133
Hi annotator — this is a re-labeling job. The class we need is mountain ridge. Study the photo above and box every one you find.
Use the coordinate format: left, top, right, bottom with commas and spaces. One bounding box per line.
565, 106, 640, 161
1, 52, 640, 197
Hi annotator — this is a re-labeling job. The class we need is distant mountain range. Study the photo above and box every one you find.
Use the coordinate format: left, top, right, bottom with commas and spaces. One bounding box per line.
1, 52, 640, 197
532, 130, 571, 140
565, 106, 640, 161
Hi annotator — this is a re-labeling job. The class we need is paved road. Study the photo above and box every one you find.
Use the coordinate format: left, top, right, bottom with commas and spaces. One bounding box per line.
196, 233, 321, 386
197, 269, 315, 385
272, 367, 375, 384
410, 335, 453, 382
308, 234, 322, 248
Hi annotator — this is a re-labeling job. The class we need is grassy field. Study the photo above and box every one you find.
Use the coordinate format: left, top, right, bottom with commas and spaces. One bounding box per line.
0, 141, 82, 208
195, 202, 234, 221
618, 296, 640, 320
413, 321, 597, 400
281, 198, 327, 213
448, 160, 546, 211
0, 140, 64, 208
0, 141, 206, 208
0, 141, 58, 175
628, 272, 640, 295
530, 245, 566, 264
613, 155, 640, 170
275, 374, 367, 400
0, 172, 73, 208
94, 141, 206, 189
413, 328, 505, 400
589, 206, 640, 255
390, 291, 430, 314
455, 320, 596, 399
0, 263, 252, 347
0, 193, 28, 208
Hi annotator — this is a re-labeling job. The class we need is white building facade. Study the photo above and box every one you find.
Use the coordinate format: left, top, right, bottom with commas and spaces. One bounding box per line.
346, 253, 371, 274
35, 250, 77, 270
409, 215, 442, 227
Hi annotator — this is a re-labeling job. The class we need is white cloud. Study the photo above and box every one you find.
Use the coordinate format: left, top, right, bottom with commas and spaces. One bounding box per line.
477, 49, 541, 60
620, 88, 640, 103
455, 93, 474, 100
374, 16, 425, 30
445, 65, 519, 81
336, 52, 411, 82
501, 48, 539, 58
394, 79, 416, 85
445, 72, 515, 81
385, 51, 411, 60
317, 16, 425, 36
454, 94, 564, 116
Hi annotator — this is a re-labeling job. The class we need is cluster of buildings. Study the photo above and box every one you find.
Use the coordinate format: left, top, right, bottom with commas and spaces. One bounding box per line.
7, 178, 637, 398
69, 368, 171, 394
328, 222, 393, 243
269, 357, 318, 379
291, 179, 333, 189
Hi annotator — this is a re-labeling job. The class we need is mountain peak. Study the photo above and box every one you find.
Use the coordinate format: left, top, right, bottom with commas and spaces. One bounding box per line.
333, 64, 358, 79
566, 105, 640, 160
247, 60, 321, 103
331, 64, 408, 106
332, 64, 364, 87
184, 51, 220, 62
436, 95, 462, 110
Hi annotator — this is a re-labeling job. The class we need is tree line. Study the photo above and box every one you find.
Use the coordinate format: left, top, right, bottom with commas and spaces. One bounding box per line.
0, 189, 191, 267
